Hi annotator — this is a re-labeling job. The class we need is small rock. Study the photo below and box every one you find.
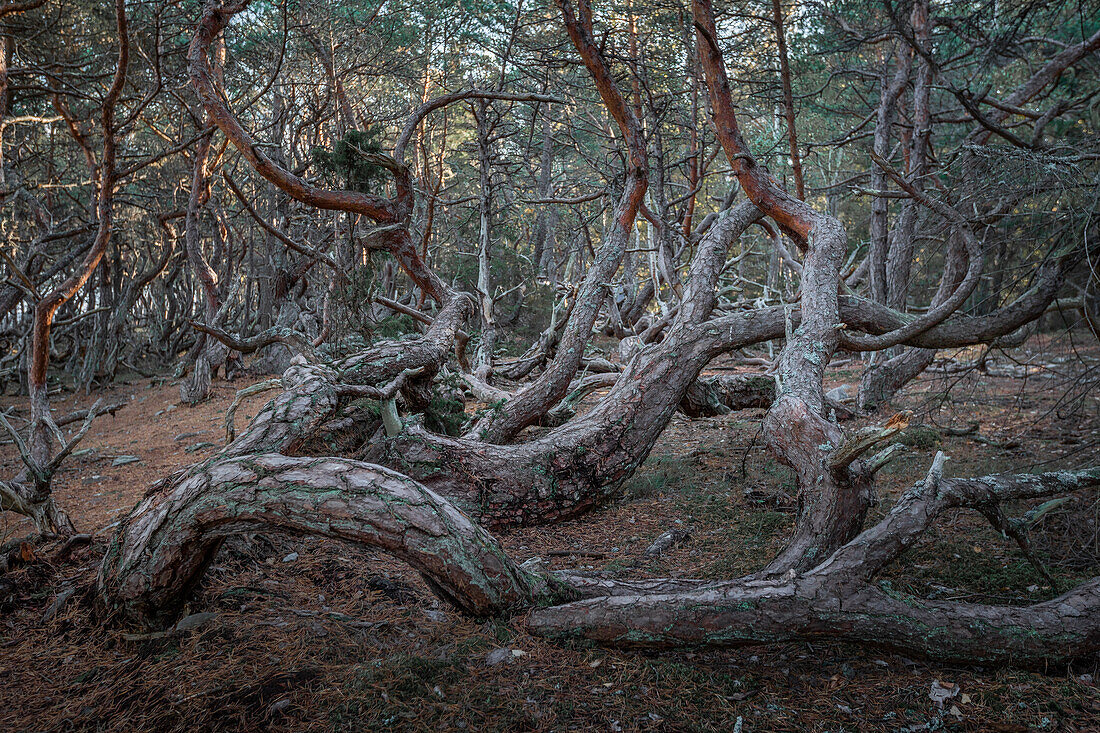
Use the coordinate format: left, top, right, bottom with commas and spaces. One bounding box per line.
185, 442, 217, 453
268, 699, 291, 716
423, 609, 447, 623
929, 679, 960, 708
174, 611, 218, 634
485, 648, 515, 666
111, 455, 140, 467
282, 552, 298, 563
174, 431, 207, 442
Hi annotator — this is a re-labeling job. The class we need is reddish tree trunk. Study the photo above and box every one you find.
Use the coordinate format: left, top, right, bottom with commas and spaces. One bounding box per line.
1, 0, 129, 534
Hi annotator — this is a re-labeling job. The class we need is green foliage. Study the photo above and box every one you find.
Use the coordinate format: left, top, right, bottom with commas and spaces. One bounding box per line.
423, 394, 468, 437
312, 127, 388, 194
622, 455, 700, 499
898, 425, 943, 450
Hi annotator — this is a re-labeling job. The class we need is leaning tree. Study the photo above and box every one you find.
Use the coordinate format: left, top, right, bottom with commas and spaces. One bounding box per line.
86, 0, 1100, 668
0, 0, 132, 534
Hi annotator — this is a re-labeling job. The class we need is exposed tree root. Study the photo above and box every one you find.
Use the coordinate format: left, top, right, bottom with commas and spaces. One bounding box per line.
96, 453, 572, 626
96, 435, 1100, 666
528, 463, 1100, 667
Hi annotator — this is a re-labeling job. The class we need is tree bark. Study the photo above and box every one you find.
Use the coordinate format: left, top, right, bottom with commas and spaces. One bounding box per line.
467, 0, 649, 444
1, 0, 129, 534
529, 465, 1100, 666
97, 453, 569, 627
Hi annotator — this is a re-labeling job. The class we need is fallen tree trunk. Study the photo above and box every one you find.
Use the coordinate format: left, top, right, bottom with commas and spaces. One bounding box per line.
97, 453, 571, 626
96, 436, 1100, 666
528, 574, 1100, 666
528, 463, 1100, 666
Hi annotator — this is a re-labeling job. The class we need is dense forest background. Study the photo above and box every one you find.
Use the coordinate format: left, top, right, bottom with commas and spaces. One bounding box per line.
2, 0, 1094, 391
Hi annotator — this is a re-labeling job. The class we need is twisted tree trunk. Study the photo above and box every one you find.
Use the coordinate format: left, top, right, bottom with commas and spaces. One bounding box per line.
696, 0, 874, 570
365, 203, 765, 525
468, 0, 649, 444
529, 465, 1100, 667
0, 0, 129, 535
97, 453, 570, 627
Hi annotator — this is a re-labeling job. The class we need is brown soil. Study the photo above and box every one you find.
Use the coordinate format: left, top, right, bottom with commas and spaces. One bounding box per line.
1, 336, 1098, 732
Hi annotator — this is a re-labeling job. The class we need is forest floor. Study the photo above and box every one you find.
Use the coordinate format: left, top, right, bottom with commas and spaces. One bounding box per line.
1, 334, 1099, 732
